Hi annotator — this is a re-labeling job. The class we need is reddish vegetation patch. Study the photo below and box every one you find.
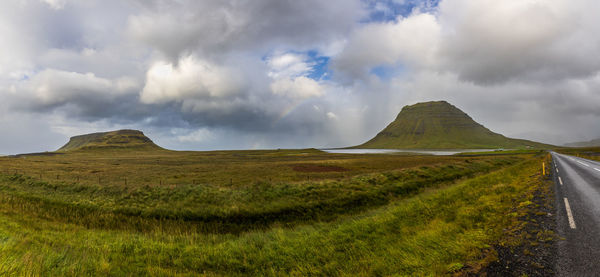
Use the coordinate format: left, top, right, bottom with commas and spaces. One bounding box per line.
290, 164, 349, 173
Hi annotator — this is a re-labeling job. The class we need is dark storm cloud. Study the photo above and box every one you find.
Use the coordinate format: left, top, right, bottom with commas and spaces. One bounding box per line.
128, 0, 365, 60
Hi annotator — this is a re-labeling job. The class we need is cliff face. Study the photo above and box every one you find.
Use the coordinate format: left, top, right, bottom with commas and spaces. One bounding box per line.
58, 129, 162, 152
356, 101, 553, 149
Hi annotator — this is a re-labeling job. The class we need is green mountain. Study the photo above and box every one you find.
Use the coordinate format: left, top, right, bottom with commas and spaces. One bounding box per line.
355, 101, 553, 149
58, 129, 163, 152
564, 138, 600, 147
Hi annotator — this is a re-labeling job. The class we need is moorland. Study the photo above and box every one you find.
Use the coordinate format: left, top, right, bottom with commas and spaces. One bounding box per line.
0, 144, 552, 275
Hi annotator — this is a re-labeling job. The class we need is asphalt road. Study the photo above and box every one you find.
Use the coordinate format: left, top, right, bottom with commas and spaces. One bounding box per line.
551, 152, 600, 276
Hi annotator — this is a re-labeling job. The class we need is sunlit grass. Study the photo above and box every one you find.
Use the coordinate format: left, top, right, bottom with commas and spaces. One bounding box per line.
0, 154, 521, 233
0, 155, 543, 275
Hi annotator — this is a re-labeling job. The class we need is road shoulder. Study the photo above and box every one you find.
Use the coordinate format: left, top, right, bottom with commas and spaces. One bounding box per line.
461, 162, 558, 276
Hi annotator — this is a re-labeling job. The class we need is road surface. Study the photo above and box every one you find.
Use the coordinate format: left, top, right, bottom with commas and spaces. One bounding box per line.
551, 152, 600, 276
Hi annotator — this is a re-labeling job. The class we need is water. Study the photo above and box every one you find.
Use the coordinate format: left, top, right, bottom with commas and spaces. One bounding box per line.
320, 149, 497, 156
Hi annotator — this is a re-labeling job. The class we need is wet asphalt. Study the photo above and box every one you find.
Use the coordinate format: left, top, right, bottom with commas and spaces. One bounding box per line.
551, 152, 600, 276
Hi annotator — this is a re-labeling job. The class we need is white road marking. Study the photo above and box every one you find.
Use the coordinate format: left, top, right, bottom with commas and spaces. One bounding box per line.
564, 198, 577, 229
577, 161, 590, 167
556, 168, 559, 173
559, 176, 563, 185
594, 168, 600, 172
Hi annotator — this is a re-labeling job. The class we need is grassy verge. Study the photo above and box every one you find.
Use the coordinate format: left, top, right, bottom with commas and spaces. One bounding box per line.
0, 155, 545, 275
474, 169, 557, 275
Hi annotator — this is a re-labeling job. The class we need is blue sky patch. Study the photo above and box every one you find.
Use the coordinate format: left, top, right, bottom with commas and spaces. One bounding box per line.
370, 64, 406, 80
363, 0, 440, 23
306, 51, 331, 81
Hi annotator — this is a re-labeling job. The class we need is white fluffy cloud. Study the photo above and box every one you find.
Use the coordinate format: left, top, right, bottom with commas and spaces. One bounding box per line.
140, 56, 242, 104
270, 76, 324, 99
266, 52, 327, 99
334, 13, 441, 79
267, 53, 314, 79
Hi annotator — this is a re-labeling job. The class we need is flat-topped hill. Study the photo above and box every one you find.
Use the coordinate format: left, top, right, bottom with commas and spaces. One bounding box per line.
356, 101, 553, 149
58, 129, 163, 152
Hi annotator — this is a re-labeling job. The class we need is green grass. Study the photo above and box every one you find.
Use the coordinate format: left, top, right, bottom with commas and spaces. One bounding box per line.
0, 148, 521, 189
0, 152, 523, 233
0, 153, 545, 275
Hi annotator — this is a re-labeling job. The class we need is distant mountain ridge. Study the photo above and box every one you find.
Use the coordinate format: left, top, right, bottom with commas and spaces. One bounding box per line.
564, 138, 600, 148
355, 101, 553, 149
58, 129, 162, 152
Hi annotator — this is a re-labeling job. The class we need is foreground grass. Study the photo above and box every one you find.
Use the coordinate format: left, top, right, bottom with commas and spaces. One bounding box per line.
0, 155, 544, 275
0, 156, 520, 233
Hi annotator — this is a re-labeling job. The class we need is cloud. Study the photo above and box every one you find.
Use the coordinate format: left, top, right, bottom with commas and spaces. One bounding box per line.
10, 69, 137, 107
266, 52, 327, 99
270, 76, 324, 99
267, 53, 314, 79
333, 13, 441, 80
438, 0, 600, 84
174, 128, 215, 143
334, 0, 600, 85
140, 56, 243, 104
128, 0, 365, 60
41, 0, 67, 10
4, 69, 145, 125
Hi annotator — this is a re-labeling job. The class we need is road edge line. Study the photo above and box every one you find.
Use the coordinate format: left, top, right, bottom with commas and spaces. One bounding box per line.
564, 197, 576, 229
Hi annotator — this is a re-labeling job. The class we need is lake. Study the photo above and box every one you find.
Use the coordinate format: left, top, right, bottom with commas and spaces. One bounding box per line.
321, 149, 497, 156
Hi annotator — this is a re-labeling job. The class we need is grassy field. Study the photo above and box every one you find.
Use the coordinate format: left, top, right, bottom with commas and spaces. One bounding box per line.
1, 148, 506, 187
0, 149, 548, 275
555, 146, 600, 162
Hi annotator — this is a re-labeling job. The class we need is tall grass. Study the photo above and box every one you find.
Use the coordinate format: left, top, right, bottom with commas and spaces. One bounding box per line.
0, 156, 520, 233
0, 156, 544, 275
0, 149, 523, 188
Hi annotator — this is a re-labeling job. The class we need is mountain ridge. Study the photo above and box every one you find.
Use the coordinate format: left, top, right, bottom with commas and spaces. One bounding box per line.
355, 101, 553, 149
564, 138, 600, 148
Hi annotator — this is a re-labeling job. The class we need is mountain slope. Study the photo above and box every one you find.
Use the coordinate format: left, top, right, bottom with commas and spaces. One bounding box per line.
58, 129, 163, 152
564, 138, 600, 147
356, 101, 553, 149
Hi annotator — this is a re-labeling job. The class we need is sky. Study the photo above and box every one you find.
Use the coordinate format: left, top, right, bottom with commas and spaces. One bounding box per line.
1, 0, 599, 154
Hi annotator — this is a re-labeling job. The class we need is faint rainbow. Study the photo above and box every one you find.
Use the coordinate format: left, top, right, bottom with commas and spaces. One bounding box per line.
274, 100, 309, 125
